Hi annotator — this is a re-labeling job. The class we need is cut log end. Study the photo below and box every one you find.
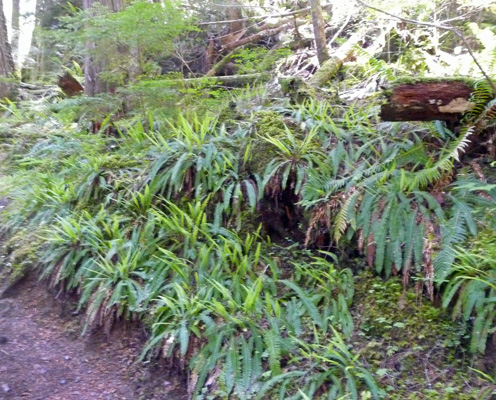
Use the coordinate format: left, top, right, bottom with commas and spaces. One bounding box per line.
380, 81, 475, 122
58, 72, 84, 97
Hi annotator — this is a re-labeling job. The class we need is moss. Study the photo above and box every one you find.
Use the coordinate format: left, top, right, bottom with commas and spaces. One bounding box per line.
308, 56, 343, 88
279, 77, 320, 103
352, 271, 484, 399
391, 76, 478, 88
247, 111, 287, 175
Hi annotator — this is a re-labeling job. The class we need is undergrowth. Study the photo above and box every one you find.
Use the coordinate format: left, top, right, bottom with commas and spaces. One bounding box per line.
0, 85, 495, 399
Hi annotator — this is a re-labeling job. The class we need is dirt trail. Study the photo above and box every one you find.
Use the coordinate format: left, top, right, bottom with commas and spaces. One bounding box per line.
0, 276, 186, 400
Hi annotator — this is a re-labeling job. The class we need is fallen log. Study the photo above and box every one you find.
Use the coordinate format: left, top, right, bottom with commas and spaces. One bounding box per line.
58, 71, 84, 97
380, 80, 476, 122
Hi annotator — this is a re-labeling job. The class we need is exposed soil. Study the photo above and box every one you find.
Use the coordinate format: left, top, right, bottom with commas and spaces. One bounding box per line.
0, 275, 187, 400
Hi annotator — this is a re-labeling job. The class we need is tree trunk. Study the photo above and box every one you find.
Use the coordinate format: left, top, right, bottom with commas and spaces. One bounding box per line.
309, 0, 329, 65
83, 0, 123, 96
11, 0, 19, 68
0, 0, 15, 99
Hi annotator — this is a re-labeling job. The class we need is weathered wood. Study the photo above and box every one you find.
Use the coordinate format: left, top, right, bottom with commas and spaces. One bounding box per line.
308, 56, 342, 87
205, 49, 240, 77
58, 71, 84, 97
307, 26, 368, 89
380, 81, 475, 122
309, 0, 330, 65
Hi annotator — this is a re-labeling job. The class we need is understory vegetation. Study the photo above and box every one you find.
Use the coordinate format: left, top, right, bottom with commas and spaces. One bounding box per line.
0, 84, 495, 398
1, 0, 496, 399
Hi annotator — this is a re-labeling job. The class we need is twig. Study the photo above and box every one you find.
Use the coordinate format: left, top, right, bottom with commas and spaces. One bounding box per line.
355, 0, 496, 93
327, 10, 353, 47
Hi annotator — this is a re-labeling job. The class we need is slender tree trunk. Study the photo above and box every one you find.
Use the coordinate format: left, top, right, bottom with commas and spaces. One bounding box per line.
309, 0, 329, 65
11, 0, 19, 67
83, 0, 123, 96
0, 0, 15, 99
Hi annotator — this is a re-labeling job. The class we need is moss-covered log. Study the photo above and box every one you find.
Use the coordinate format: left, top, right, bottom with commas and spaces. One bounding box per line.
308, 56, 343, 87
380, 80, 476, 122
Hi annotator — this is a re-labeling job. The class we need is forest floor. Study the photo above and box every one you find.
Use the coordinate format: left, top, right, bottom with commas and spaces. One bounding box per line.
0, 273, 187, 400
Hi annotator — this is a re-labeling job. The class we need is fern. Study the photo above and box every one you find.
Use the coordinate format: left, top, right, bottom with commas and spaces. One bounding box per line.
263, 324, 282, 376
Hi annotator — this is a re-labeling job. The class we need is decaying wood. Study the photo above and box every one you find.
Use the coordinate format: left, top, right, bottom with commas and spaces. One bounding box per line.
222, 22, 291, 53
309, 0, 330, 65
308, 56, 342, 87
58, 71, 84, 97
206, 49, 240, 77
307, 26, 368, 88
380, 81, 475, 122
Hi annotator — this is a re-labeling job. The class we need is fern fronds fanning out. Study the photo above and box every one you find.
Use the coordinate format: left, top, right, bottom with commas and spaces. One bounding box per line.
465, 79, 494, 122
402, 126, 475, 192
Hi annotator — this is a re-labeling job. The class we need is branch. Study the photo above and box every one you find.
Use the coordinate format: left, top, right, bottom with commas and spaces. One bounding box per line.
197, 7, 311, 26
205, 49, 240, 76
327, 10, 353, 47
355, 0, 496, 93
221, 20, 297, 52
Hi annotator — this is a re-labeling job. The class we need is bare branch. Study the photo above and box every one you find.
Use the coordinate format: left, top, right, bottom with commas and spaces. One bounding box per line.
197, 7, 311, 26
355, 0, 496, 93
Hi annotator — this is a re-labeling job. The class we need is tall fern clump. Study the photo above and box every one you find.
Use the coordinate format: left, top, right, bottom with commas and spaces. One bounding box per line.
294, 98, 496, 298
442, 211, 496, 356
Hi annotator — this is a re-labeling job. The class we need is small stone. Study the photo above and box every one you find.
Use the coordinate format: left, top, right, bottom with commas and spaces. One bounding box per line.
64, 355, 71, 361
60, 379, 67, 385
74, 377, 80, 383
40, 369, 48, 375
1, 384, 10, 393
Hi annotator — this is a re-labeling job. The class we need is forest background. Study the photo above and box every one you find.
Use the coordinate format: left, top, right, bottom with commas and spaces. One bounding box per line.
1, 0, 496, 399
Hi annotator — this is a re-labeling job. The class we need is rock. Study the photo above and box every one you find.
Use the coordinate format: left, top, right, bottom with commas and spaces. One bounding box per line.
1, 384, 10, 393
60, 379, 67, 385
64, 355, 71, 361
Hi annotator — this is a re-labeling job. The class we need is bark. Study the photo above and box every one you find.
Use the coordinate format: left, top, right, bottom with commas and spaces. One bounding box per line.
204, 38, 215, 72
58, 71, 84, 97
218, 1, 245, 49
227, 0, 243, 35
83, 0, 123, 96
0, 0, 15, 99
221, 19, 298, 53
380, 81, 475, 122
11, 0, 19, 67
307, 27, 367, 88
308, 56, 342, 87
205, 49, 239, 77
309, 0, 329, 65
